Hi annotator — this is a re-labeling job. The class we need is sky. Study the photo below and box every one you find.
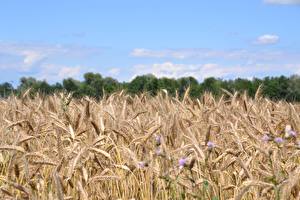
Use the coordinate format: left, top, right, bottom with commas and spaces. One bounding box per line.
0, 0, 300, 85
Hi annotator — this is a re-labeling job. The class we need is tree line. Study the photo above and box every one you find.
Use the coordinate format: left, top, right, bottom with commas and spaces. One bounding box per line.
1, 72, 300, 101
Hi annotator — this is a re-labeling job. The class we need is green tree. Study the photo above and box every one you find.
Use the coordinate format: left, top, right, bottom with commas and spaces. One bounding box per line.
0, 82, 14, 97
103, 77, 120, 95
262, 76, 289, 100
287, 75, 300, 101
157, 77, 178, 96
145, 76, 159, 95
127, 74, 156, 94
63, 78, 82, 97
200, 77, 222, 96
82, 72, 104, 98
177, 77, 201, 98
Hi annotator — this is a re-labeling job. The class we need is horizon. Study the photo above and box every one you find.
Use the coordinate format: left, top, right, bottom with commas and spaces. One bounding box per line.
3, 71, 300, 90
1, 0, 300, 85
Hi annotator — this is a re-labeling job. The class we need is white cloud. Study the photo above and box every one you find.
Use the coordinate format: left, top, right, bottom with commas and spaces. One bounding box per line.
255, 34, 280, 45
0, 42, 101, 71
133, 62, 246, 81
131, 48, 210, 59
130, 48, 300, 80
21, 50, 46, 71
22, 51, 44, 66
132, 62, 300, 81
130, 48, 295, 61
36, 64, 82, 82
57, 66, 81, 79
107, 68, 121, 76
264, 0, 300, 4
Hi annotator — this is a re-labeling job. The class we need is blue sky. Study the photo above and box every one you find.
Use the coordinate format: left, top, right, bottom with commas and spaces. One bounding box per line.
0, 0, 300, 85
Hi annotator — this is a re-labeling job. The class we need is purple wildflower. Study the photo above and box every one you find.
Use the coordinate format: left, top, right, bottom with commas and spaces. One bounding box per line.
155, 147, 163, 156
285, 125, 292, 133
274, 137, 284, 144
138, 161, 147, 169
297, 141, 300, 149
179, 158, 187, 169
155, 135, 161, 146
262, 134, 271, 142
284, 125, 296, 138
288, 130, 297, 137
207, 141, 215, 149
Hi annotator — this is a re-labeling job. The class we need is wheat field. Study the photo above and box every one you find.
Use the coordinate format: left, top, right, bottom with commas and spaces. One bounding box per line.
0, 89, 300, 200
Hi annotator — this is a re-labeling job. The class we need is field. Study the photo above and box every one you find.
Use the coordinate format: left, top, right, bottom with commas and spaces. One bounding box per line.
0, 89, 300, 200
